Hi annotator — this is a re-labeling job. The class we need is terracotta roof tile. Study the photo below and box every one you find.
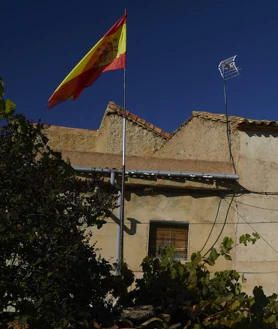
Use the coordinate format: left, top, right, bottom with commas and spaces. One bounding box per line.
159, 110, 278, 151
192, 111, 278, 131
128, 113, 138, 121
107, 102, 171, 139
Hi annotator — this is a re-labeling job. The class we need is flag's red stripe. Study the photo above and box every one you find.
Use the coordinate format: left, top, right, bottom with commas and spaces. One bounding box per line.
47, 53, 126, 109
104, 12, 126, 38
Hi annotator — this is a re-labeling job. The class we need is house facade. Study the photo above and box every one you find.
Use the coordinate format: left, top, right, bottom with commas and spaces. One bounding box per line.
46, 102, 278, 294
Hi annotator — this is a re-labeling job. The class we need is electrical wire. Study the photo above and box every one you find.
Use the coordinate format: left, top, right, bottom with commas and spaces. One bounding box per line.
202, 197, 278, 273
203, 195, 235, 257
230, 186, 278, 197
239, 271, 278, 274
245, 190, 278, 196
223, 199, 278, 256
236, 200, 278, 211
223, 72, 237, 173
232, 198, 241, 270
200, 196, 222, 253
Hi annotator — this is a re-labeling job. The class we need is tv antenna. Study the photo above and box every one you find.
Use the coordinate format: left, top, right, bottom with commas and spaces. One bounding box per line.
218, 55, 241, 165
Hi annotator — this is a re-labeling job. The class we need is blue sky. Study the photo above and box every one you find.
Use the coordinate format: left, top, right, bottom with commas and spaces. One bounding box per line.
2, 0, 278, 133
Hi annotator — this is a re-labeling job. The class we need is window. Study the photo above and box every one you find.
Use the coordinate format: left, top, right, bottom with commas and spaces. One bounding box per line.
148, 221, 189, 261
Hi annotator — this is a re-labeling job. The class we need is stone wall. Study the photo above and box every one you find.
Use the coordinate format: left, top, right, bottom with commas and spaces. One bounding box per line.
156, 116, 240, 165
44, 102, 169, 157
96, 111, 168, 156
45, 125, 99, 153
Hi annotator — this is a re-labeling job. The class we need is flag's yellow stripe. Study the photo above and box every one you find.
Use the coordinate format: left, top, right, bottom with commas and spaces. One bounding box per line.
53, 24, 126, 94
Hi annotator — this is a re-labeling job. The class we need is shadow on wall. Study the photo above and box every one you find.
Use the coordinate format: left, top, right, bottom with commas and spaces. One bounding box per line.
109, 212, 140, 235
245, 130, 278, 138
126, 189, 239, 200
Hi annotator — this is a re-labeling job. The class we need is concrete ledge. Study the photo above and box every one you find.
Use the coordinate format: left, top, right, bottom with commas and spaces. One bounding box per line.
59, 150, 235, 174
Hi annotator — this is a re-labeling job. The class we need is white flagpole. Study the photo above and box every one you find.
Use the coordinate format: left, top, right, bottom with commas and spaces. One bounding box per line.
119, 9, 127, 266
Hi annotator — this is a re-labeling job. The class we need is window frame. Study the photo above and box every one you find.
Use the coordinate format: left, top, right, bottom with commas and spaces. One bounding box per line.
148, 220, 190, 261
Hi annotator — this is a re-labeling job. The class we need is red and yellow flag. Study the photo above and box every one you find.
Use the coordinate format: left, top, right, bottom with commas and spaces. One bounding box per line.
48, 13, 127, 109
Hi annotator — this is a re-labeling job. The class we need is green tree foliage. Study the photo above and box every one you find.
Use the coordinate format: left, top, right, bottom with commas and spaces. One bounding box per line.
0, 77, 121, 328
130, 233, 278, 329
1, 77, 278, 329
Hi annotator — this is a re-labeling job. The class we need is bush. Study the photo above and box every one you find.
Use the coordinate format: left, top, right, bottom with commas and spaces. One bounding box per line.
0, 77, 122, 328
130, 234, 278, 328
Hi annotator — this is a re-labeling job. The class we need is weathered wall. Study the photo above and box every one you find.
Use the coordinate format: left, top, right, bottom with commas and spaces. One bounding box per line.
60, 150, 234, 173
45, 109, 278, 295
234, 130, 278, 295
87, 190, 236, 276
156, 117, 240, 165
96, 112, 167, 155
45, 125, 98, 152
44, 101, 168, 157
152, 117, 278, 294
238, 130, 278, 192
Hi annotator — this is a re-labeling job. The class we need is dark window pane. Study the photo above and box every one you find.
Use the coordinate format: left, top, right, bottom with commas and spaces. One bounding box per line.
149, 222, 188, 260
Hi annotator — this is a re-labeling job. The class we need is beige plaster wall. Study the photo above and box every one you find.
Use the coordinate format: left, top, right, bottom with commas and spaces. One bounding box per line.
45, 125, 98, 153
156, 117, 240, 164
96, 113, 167, 155
44, 103, 167, 157
88, 191, 236, 275
238, 130, 278, 191
45, 113, 278, 295
234, 130, 278, 295
60, 150, 234, 173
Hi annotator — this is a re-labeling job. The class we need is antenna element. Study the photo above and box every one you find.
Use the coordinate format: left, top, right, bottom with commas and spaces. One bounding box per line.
218, 55, 241, 80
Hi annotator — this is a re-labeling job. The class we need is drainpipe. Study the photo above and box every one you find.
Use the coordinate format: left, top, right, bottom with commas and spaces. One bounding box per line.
116, 191, 121, 274
110, 170, 115, 186
110, 171, 121, 274
74, 167, 239, 180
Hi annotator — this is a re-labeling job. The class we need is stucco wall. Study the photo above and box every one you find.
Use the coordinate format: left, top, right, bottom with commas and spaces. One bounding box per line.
44, 111, 278, 295
45, 125, 98, 152
44, 102, 168, 157
96, 112, 167, 155
238, 130, 278, 191
156, 117, 240, 164
153, 123, 278, 295
88, 190, 236, 275
60, 150, 234, 173
234, 130, 278, 295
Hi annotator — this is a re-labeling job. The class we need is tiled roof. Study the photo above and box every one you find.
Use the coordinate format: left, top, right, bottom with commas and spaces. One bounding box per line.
107, 102, 171, 139
192, 111, 278, 131
171, 111, 278, 138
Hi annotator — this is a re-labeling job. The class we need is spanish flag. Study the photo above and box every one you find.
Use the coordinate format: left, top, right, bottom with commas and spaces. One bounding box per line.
48, 13, 127, 109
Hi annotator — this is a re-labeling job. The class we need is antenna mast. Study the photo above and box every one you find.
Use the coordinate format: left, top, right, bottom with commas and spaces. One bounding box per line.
218, 55, 241, 166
